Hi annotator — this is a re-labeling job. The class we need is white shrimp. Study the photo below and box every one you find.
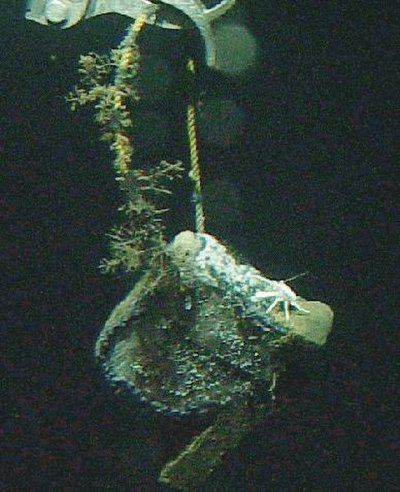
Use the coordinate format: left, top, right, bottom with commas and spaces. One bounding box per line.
251, 279, 309, 322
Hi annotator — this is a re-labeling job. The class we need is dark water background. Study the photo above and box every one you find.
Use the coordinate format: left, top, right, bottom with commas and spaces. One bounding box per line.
1, 0, 398, 490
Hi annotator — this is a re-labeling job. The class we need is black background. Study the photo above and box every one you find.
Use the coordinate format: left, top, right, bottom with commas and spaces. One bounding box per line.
1, 0, 398, 490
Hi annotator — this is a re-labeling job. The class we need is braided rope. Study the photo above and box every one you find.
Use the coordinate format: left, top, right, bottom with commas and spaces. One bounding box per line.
186, 59, 205, 233
112, 13, 151, 177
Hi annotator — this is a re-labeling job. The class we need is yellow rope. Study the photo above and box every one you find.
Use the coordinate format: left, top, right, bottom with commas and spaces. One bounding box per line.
186, 59, 205, 233
112, 13, 150, 177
